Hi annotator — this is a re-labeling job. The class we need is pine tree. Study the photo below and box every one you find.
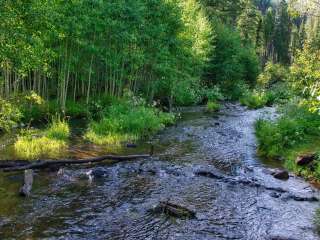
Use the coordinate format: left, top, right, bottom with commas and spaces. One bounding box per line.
237, 0, 262, 47
274, 0, 291, 64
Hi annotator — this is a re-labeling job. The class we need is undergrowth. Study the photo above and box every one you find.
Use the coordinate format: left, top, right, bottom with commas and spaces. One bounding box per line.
255, 102, 320, 180
85, 92, 175, 145
14, 117, 70, 159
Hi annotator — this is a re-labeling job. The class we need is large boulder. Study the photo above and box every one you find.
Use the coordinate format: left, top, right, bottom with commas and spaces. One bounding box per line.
296, 154, 316, 166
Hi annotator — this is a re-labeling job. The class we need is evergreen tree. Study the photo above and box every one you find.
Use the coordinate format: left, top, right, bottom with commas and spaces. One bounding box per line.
262, 7, 276, 62
237, 0, 262, 47
274, 0, 291, 64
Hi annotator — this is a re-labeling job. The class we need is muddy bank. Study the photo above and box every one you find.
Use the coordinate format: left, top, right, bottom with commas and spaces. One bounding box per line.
0, 103, 319, 240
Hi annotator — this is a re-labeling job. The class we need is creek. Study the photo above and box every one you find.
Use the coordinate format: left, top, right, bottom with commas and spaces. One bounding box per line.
0, 103, 319, 240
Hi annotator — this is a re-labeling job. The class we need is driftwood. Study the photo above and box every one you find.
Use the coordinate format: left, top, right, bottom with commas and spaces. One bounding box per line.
0, 154, 150, 172
19, 169, 34, 197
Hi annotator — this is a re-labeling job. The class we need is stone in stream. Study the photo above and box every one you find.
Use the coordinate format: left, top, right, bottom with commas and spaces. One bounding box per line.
272, 170, 289, 180
151, 201, 196, 219
281, 193, 319, 202
86, 167, 108, 180
270, 192, 281, 198
126, 143, 137, 148
194, 170, 224, 179
296, 153, 316, 166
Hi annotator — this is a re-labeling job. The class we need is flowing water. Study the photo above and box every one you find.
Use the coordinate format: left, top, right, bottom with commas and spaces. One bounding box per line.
0, 103, 319, 240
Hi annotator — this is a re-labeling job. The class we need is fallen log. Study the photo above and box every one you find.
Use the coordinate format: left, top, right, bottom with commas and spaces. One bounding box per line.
19, 169, 33, 197
0, 160, 31, 168
1, 154, 150, 172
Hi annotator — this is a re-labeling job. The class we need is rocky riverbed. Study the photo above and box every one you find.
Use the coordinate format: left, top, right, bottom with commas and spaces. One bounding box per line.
0, 103, 319, 239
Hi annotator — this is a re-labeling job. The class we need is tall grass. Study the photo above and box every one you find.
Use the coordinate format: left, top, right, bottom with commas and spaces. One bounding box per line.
206, 101, 220, 112
240, 91, 268, 109
14, 118, 70, 159
85, 96, 175, 145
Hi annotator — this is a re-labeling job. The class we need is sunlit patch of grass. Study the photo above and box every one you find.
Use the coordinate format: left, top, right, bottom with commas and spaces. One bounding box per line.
46, 117, 70, 140
15, 135, 67, 159
85, 129, 138, 145
206, 101, 220, 112
240, 91, 268, 109
14, 118, 70, 159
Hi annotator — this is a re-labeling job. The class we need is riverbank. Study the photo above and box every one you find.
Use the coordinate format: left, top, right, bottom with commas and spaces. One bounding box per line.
255, 102, 320, 182
0, 92, 175, 160
0, 104, 319, 239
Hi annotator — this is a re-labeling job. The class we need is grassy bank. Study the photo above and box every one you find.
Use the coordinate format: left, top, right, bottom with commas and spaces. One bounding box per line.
85, 94, 175, 145
255, 102, 320, 180
15, 118, 70, 159
0, 91, 176, 159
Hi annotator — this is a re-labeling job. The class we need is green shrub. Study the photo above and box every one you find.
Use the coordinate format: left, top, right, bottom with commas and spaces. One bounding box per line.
65, 101, 89, 118
255, 103, 320, 158
14, 118, 70, 159
206, 101, 220, 112
240, 91, 268, 109
240, 82, 292, 109
258, 62, 288, 88
290, 42, 320, 101
85, 93, 175, 145
173, 79, 201, 106
227, 82, 251, 101
201, 86, 224, 102
12, 91, 49, 123
0, 98, 22, 132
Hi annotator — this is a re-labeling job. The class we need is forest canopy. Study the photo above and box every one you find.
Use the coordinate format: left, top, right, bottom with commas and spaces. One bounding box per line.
0, 0, 212, 109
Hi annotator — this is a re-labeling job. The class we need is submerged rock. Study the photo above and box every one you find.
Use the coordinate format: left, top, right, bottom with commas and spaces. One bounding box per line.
281, 193, 319, 202
151, 201, 196, 219
270, 192, 281, 198
272, 170, 289, 180
296, 154, 316, 166
194, 170, 224, 179
126, 143, 137, 148
269, 236, 300, 240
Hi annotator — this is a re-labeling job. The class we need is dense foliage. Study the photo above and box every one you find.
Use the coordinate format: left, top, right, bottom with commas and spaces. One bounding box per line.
85, 92, 175, 145
0, 0, 212, 109
204, 21, 260, 98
